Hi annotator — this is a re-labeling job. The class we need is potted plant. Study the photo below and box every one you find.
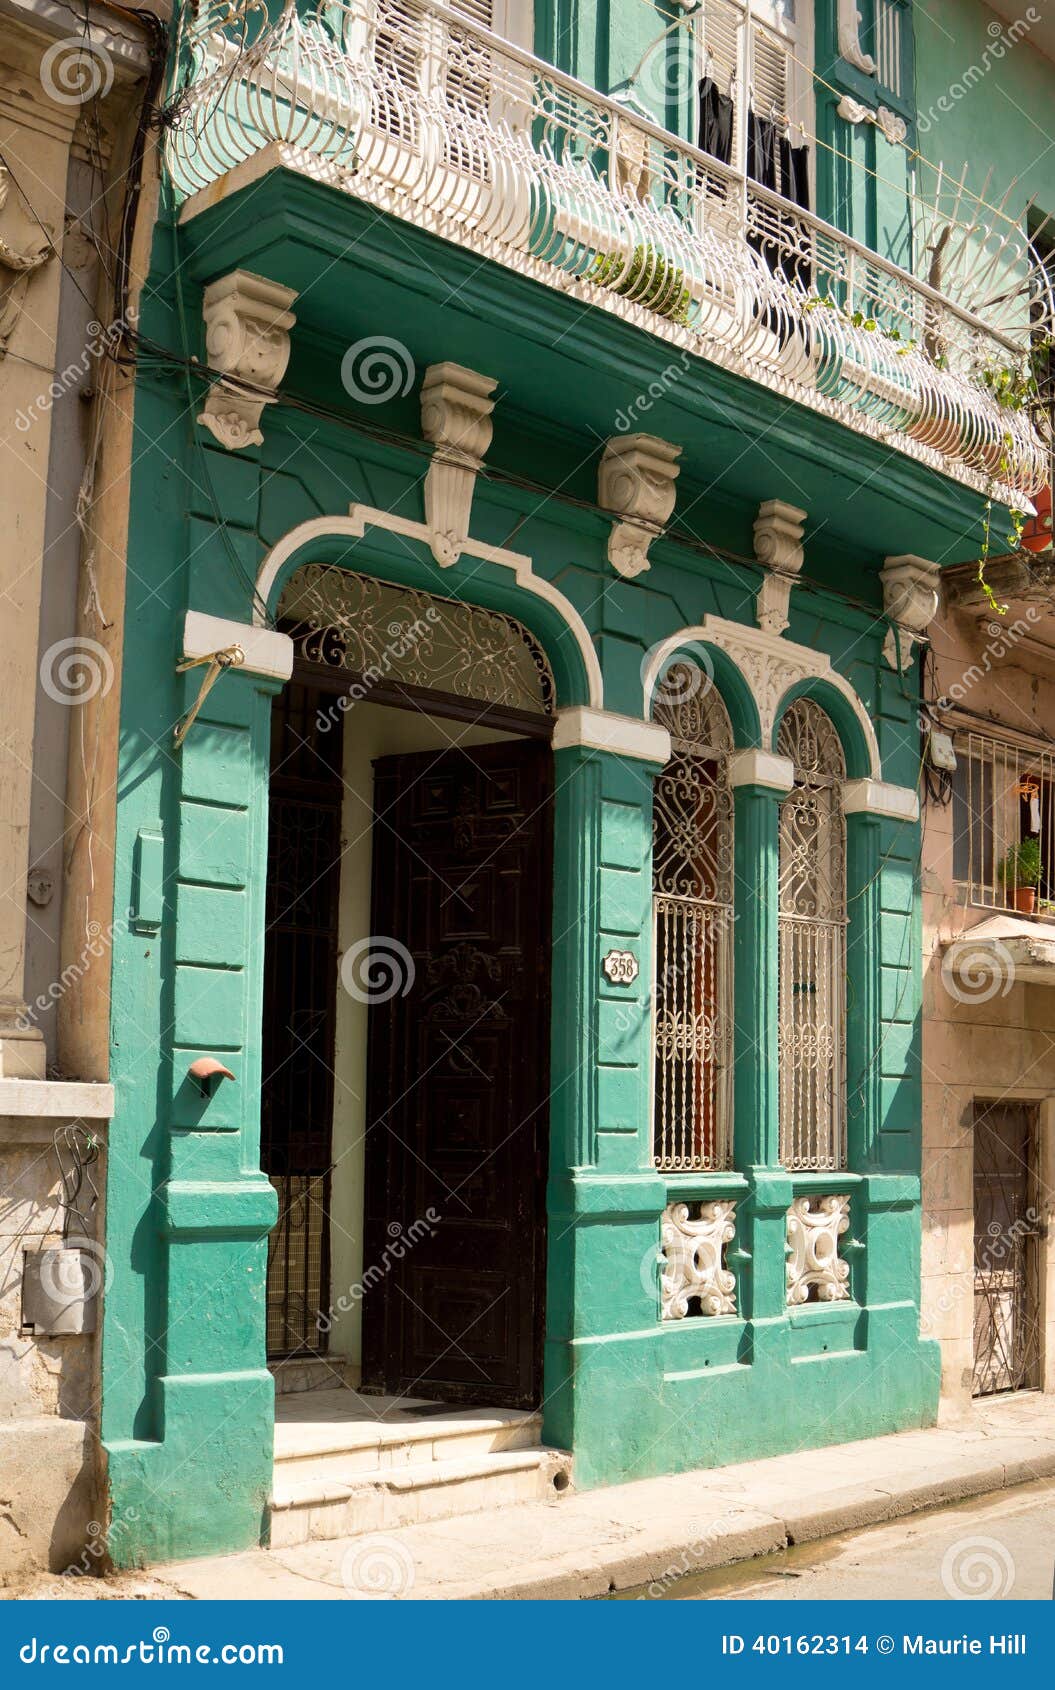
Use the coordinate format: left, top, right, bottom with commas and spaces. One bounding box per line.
998, 837, 1042, 914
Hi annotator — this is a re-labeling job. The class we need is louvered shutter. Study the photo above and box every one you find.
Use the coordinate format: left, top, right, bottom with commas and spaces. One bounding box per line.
697, 0, 747, 171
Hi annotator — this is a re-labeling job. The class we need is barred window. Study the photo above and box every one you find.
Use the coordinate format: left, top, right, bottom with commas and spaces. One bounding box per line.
651, 666, 735, 1171
777, 698, 847, 1171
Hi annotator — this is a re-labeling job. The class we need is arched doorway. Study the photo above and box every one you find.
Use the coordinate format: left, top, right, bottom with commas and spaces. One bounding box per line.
261, 564, 556, 1409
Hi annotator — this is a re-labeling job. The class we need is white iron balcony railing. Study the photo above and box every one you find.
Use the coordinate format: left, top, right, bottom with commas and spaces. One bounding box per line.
167, 0, 1053, 496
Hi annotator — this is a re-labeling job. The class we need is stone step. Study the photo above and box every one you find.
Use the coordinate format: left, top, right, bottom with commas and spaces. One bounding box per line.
270, 1356, 358, 1397
273, 1389, 543, 1484
269, 1447, 572, 1549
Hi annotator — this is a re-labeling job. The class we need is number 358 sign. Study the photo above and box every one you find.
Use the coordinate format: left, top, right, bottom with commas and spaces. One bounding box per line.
602, 950, 639, 985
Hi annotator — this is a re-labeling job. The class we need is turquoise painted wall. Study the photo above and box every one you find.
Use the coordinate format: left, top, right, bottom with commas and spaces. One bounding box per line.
915, 0, 1055, 221
102, 186, 943, 1563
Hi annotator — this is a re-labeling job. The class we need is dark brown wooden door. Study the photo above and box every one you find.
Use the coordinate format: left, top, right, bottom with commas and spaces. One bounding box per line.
362, 739, 551, 1409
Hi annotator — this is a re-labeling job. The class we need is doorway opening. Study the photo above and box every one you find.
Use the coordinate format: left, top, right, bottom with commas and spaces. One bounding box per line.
972, 1099, 1042, 1397
260, 566, 556, 1410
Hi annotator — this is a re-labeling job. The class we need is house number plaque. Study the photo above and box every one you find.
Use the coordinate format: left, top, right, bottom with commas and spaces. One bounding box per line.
603, 950, 639, 984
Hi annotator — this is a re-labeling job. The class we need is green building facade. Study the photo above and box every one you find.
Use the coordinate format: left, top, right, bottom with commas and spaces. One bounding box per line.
101, 0, 1051, 1562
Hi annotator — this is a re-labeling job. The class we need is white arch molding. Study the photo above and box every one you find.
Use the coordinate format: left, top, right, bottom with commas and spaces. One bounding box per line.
253, 506, 604, 709
641, 615, 883, 780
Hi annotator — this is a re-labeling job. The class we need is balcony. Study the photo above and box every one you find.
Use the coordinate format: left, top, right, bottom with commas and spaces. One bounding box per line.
167, 0, 1052, 498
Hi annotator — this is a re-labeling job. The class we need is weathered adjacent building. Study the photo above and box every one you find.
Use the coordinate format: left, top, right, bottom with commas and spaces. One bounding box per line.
0, 0, 158, 1577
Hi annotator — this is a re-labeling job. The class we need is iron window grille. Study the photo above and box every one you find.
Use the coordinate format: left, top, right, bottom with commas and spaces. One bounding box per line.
951, 730, 1055, 913
651, 666, 736, 1172
777, 698, 848, 1171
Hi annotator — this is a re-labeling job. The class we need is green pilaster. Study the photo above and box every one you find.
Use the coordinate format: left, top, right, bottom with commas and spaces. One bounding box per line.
106, 661, 279, 1565
846, 810, 883, 1169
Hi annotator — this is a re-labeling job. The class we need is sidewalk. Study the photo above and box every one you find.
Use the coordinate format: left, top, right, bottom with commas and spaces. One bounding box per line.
144, 1393, 1055, 1601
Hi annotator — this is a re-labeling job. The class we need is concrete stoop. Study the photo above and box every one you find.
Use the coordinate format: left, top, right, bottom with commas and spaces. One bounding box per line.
149, 1392, 1055, 1600
268, 1389, 572, 1548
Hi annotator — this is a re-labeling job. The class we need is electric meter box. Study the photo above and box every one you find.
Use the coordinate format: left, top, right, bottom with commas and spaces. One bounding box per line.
22, 1246, 98, 1336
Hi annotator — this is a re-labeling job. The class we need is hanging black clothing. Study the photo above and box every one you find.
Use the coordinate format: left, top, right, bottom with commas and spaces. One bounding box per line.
746, 109, 779, 192
697, 75, 733, 166
778, 134, 812, 289
780, 135, 811, 213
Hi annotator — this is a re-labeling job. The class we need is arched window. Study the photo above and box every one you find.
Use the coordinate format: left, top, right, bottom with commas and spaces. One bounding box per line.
777, 698, 847, 1171
651, 665, 735, 1171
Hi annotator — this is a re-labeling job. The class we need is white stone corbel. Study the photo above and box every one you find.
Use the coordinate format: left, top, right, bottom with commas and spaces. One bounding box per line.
420, 362, 498, 567
598, 433, 681, 579
880, 554, 941, 669
835, 96, 907, 146
753, 500, 807, 636
197, 270, 297, 451
836, 0, 876, 74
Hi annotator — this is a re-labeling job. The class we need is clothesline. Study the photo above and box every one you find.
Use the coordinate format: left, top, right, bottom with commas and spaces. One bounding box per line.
625, 0, 1042, 240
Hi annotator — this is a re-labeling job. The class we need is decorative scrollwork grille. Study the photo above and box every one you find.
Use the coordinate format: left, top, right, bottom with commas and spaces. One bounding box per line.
651, 667, 735, 1171
279, 563, 556, 717
777, 698, 847, 1171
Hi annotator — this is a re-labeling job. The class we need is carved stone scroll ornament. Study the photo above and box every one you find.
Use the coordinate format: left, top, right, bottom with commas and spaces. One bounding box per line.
836, 95, 907, 146
420, 361, 498, 567
0, 168, 54, 357
836, 0, 876, 74
598, 433, 681, 579
785, 1194, 851, 1305
880, 553, 941, 669
753, 500, 807, 635
660, 1200, 737, 1319
197, 269, 298, 451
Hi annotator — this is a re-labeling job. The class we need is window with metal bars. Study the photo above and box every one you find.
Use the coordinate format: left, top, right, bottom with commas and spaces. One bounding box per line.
651, 667, 735, 1172
777, 698, 847, 1172
951, 731, 1055, 913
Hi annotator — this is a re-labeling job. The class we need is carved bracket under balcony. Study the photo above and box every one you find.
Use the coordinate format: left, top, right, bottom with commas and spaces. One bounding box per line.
197, 269, 297, 451
420, 361, 497, 567
786, 1194, 852, 1305
754, 500, 807, 635
598, 434, 681, 579
660, 1199, 737, 1319
880, 553, 941, 669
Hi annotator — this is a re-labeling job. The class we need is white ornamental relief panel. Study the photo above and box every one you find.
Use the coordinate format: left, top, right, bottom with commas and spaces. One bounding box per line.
786, 1194, 852, 1305
660, 1200, 737, 1319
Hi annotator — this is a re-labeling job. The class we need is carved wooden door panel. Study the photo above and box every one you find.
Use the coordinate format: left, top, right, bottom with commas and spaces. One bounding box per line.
362, 740, 551, 1408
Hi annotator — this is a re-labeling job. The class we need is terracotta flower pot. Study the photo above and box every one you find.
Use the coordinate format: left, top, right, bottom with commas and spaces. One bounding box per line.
1012, 886, 1037, 915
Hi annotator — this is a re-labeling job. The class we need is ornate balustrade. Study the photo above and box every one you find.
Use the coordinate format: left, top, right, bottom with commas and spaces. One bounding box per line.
167, 0, 1052, 495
